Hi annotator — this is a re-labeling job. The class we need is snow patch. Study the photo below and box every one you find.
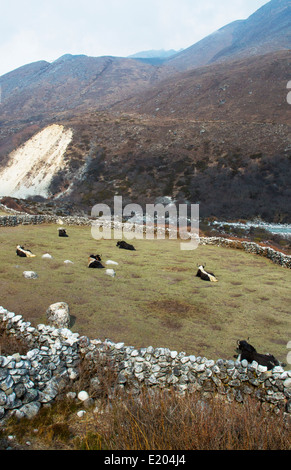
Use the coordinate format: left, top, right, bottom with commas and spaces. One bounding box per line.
0, 124, 73, 198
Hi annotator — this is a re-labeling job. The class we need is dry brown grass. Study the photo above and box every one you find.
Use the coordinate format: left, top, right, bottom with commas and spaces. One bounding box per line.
1, 354, 290, 451
2, 382, 290, 451
0, 324, 29, 356
104, 389, 290, 451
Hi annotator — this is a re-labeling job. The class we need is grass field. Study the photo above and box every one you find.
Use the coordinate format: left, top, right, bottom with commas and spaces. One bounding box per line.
0, 223, 290, 363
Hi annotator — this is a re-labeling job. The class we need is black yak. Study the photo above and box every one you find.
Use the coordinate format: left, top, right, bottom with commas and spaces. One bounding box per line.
58, 228, 68, 237
116, 240, 136, 251
88, 254, 104, 268
16, 245, 36, 258
196, 265, 218, 282
235, 340, 284, 370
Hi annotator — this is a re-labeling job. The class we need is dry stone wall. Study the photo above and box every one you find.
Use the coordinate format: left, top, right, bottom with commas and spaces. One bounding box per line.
1, 213, 291, 423
0, 213, 290, 268
0, 214, 91, 227
0, 306, 290, 424
199, 236, 291, 269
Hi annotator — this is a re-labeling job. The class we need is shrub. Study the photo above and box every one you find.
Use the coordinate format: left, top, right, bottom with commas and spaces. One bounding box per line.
0, 325, 29, 356
88, 389, 291, 450
1, 350, 290, 450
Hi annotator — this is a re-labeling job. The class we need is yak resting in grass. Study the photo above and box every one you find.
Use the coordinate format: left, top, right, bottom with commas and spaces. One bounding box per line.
16, 245, 36, 258
116, 240, 136, 251
58, 228, 68, 237
235, 340, 285, 370
88, 254, 104, 268
196, 264, 218, 282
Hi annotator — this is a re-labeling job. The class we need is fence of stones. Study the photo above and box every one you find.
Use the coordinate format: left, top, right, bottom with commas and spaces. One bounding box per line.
0, 213, 91, 227
199, 237, 291, 269
0, 212, 290, 269
0, 212, 291, 423
0, 306, 291, 424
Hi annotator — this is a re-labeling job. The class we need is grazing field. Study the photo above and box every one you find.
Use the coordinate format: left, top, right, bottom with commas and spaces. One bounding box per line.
0, 223, 290, 363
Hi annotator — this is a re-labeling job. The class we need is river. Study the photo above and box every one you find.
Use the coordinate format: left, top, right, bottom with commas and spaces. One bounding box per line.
211, 220, 291, 238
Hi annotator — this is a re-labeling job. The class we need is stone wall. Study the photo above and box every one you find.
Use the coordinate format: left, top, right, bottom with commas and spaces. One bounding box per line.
199, 236, 291, 269
1, 213, 290, 422
0, 214, 91, 227
0, 213, 290, 268
0, 306, 290, 423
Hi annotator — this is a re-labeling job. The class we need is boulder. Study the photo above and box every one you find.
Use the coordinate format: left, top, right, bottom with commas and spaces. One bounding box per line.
23, 271, 38, 279
42, 253, 53, 259
78, 391, 89, 402
46, 302, 70, 328
105, 268, 116, 278
19, 402, 41, 419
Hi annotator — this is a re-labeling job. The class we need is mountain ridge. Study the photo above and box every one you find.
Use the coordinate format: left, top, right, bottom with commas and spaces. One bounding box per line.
128, 49, 181, 59
165, 0, 291, 70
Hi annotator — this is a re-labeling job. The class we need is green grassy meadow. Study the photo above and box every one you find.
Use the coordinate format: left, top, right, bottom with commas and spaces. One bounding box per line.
0, 223, 290, 363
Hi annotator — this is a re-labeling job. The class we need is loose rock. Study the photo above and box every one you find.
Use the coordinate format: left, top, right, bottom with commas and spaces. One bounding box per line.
23, 271, 38, 280
46, 302, 70, 328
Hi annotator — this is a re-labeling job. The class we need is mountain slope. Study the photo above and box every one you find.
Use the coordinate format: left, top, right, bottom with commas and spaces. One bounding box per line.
115, 50, 291, 124
0, 54, 172, 122
165, 21, 243, 70
57, 109, 291, 223
0, 50, 290, 222
0, 53, 174, 159
55, 50, 291, 222
166, 0, 291, 70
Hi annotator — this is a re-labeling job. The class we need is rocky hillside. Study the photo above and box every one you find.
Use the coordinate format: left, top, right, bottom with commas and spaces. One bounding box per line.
0, 53, 174, 160
0, 54, 173, 123
56, 114, 290, 222
0, 50, 290, 222
115, 51, 291, 123
52, 51, 290, 222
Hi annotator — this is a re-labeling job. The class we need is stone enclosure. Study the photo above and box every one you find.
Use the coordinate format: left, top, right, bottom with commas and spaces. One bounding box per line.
0, 211, 290, 424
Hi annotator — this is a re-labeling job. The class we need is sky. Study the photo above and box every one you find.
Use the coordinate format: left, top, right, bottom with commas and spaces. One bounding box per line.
0, 0, 270, 76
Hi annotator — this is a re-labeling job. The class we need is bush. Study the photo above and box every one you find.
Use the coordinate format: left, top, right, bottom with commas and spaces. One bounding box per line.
0, 325, 29, 356
1, 349, 290, 450
103, 389, 290, 450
